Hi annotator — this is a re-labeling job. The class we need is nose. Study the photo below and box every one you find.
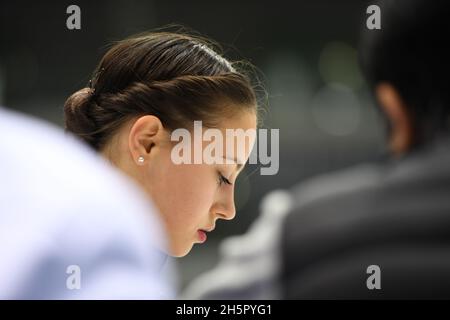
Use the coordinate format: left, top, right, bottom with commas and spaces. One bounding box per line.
215, 189, 236, 221
217, 205, 236, 221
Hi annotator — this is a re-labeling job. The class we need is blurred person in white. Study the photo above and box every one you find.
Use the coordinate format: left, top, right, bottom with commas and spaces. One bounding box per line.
0, 106, 174, 299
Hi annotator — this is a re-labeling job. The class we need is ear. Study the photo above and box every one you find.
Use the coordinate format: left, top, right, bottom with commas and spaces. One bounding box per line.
376, 83, 414, 156
128, 115, 165, 165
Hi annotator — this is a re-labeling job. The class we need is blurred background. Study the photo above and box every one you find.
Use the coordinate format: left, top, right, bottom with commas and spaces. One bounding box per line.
0, 0, 385, 290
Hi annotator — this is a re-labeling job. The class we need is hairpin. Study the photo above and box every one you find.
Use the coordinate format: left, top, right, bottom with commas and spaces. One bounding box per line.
88, 67, 105, 97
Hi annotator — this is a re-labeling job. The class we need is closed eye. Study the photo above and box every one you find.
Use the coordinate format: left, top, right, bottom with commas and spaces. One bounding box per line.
218, 173, 232, 186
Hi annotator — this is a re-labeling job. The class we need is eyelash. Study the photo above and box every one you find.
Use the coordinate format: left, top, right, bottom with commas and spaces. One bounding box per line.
218, 173, 232, 186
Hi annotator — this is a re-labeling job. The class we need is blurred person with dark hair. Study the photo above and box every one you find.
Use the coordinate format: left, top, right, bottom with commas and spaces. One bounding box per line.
0, 107, 173, 299
183, 0, 450, 299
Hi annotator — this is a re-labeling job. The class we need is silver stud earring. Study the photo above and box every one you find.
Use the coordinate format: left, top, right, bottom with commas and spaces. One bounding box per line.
137, 156, 145, 164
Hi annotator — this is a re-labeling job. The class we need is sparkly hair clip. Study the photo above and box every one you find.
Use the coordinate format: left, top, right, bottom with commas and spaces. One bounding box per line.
88, 80, 95, 94
88, 67, 105, 97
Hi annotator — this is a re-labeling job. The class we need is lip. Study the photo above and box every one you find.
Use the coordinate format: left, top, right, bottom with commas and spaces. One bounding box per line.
197, 226, 215, 243
197, 230, 207, 243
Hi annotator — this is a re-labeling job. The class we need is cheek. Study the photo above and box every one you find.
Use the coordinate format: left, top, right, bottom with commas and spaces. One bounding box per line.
173, 165, 216, 213
150, 160, 217, 229
157, 164, 218, 257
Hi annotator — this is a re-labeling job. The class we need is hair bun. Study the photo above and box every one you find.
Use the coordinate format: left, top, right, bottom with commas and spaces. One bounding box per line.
63, 87, 99, 149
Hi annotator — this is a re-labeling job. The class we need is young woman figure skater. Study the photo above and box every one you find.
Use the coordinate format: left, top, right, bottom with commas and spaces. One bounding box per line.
64, 31, 258, 257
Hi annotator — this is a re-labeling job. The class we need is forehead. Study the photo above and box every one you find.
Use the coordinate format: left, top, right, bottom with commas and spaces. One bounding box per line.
218, 112, 257, 165
218, 110, 257, 131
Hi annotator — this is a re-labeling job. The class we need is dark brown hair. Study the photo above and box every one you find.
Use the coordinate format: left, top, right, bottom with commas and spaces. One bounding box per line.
64, 31, 258, 151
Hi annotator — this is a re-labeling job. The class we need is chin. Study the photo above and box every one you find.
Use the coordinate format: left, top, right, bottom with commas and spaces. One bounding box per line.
169, 244, 193, 258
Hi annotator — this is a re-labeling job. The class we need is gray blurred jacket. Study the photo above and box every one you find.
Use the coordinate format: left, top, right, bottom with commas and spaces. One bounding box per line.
184, 136, 450, 299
